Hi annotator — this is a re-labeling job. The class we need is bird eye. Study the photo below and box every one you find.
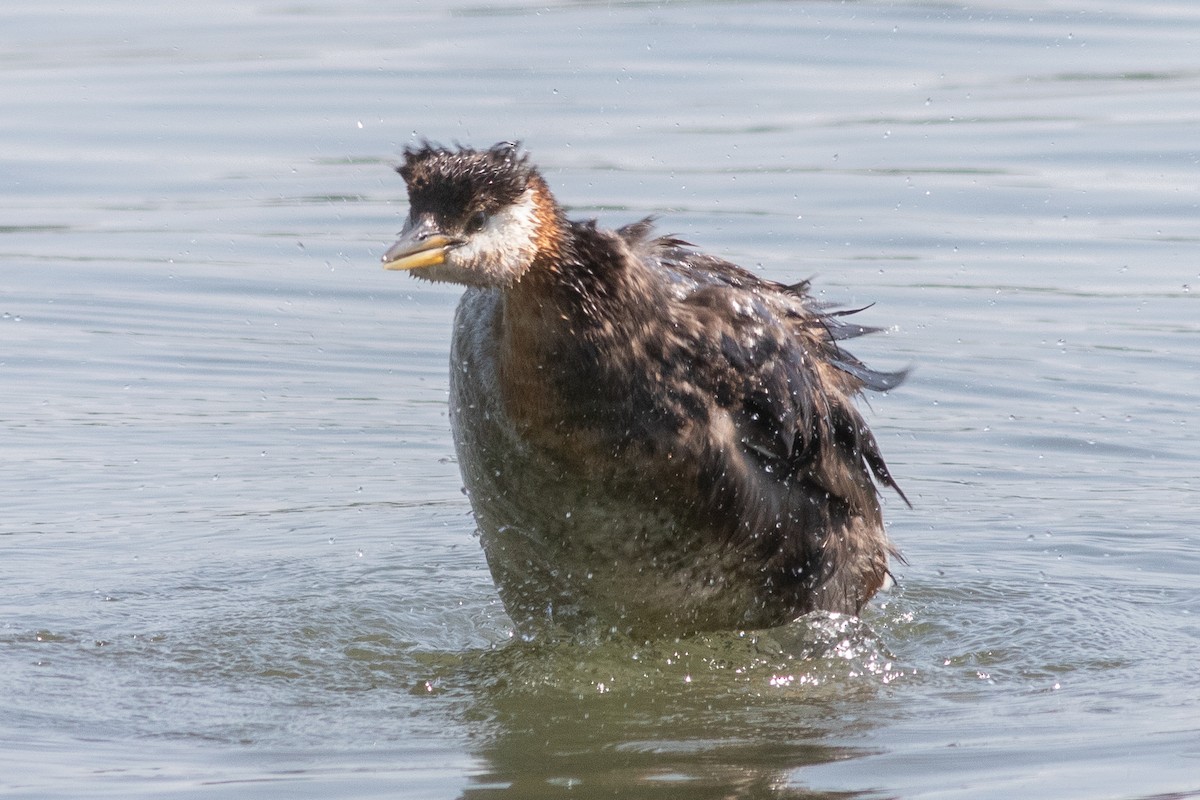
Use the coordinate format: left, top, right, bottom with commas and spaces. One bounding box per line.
465, 210, 488, 234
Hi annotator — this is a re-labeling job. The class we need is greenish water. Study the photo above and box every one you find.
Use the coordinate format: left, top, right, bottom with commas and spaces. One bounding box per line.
2, 2, 1198, 798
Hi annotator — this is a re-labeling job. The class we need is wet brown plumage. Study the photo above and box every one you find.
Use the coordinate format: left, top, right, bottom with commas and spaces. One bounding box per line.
382, 142, 907, 638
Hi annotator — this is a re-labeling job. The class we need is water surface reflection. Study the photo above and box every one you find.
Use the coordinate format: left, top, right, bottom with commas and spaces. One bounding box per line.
428, 614, 908, 798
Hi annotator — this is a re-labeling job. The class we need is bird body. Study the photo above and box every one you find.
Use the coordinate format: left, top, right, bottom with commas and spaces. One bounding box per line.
383, 143, 906, 638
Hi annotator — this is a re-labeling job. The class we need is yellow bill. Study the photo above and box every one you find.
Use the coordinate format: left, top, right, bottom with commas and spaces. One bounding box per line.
382, 233, 457, 271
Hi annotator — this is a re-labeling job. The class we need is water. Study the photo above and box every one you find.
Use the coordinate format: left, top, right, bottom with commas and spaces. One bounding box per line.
2, 1, 1198, 797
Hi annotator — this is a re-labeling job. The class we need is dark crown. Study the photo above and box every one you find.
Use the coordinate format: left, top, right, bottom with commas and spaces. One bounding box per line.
398, 141, 536, 219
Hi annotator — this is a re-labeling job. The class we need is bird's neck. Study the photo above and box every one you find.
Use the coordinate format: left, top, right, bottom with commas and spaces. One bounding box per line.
521, 175, 569, 278
494, 219, 656, 454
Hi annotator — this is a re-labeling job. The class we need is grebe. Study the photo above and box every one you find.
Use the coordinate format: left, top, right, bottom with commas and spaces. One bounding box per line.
382, 142, 907, 638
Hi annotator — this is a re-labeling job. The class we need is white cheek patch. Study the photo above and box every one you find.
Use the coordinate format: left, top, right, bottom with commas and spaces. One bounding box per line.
451, 187, 540, 285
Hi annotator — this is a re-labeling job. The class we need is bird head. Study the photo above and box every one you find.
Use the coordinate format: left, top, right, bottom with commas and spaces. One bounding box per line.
382, 141, 554, 287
